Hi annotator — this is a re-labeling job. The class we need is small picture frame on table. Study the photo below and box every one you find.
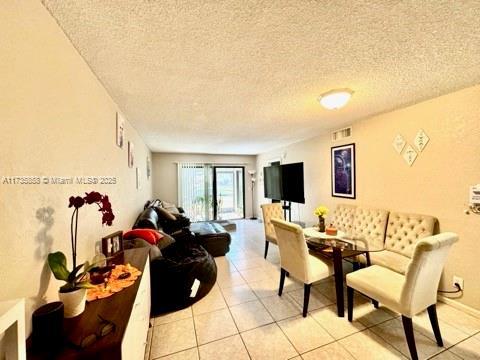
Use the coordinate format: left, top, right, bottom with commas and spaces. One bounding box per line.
101, 231, 124, 265
331, 143, 356, 199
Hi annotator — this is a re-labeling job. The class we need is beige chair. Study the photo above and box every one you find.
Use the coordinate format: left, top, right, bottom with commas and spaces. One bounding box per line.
346, 232, 458, 360
369, 212, 436, 274
260, 203, 284, 258
271, 218, 333, 317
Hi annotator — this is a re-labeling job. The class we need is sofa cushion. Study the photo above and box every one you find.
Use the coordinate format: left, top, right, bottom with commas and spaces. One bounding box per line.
133, 208, 159, 230
385, 212, 436, 258
155, 207, 176, 221
157, 230, 176, 250
124, 228, 162, 245
368, 250, 411, 274
123, 238, 163, 261
331, 204, 357, 234
351, 207, 389, 250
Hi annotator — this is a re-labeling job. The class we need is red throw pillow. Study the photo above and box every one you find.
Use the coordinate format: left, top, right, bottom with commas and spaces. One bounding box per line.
123, 229, 163, 245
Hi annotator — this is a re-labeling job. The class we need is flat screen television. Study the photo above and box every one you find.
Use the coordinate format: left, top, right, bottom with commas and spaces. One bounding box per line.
263, 162, 305, 204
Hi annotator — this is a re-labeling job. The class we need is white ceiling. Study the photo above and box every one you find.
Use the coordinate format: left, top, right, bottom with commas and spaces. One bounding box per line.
43, 0, 480, 155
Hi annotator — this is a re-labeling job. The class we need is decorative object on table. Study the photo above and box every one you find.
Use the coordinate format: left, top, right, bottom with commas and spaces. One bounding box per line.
331, 143, 356, 198
47, 192, 115, 317
414, 129, 430, 152
392, 134, 406, 154
101, 230, 124, 258
314, 205, 329, 232
326, 226, 338, 236
403, 144, 418, 166
128, 141, 134, 168
32, 302, 64, 351
116, 112, 125, 148
86, 264, 142, 302
248, 170, 257, 219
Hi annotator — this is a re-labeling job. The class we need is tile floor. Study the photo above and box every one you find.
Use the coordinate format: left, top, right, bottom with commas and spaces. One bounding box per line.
145, 220, 480, 360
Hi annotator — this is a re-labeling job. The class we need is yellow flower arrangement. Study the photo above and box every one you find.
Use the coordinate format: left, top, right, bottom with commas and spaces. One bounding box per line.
314, 205, 329, 217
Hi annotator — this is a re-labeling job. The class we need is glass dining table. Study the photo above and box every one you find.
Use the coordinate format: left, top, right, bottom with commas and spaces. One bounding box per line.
303, 227, 385, 317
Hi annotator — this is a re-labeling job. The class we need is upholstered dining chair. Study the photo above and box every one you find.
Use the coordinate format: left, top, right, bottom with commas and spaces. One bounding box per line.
260, 203, 284, 258
346, 232, 458, 360
271, 218, 333, 317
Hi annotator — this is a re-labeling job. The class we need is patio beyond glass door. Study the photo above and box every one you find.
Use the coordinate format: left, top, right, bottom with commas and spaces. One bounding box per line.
213, 167, 245, 220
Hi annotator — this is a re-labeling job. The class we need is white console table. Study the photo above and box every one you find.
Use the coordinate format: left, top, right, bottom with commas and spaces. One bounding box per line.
0, 298, 26, 360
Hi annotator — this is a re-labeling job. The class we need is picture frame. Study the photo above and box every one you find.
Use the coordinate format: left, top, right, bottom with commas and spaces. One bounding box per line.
136, 167, 141, 190
116, 112, 125, 148
128, 141, 134, 168
146, 156, 151, 179
101, 230, 124, 258
331, 143, 356, 199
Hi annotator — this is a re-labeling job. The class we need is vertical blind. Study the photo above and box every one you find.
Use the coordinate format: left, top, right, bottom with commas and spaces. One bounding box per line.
177, 163, 213, 221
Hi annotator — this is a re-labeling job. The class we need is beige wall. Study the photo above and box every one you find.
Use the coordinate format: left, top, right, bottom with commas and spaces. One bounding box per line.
257, 85, 480, 311
152, 153, 257, 218
0, 0, 152, 346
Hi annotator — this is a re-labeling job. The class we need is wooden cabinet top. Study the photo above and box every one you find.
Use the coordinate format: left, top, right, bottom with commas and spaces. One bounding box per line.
28, 247, 150, 360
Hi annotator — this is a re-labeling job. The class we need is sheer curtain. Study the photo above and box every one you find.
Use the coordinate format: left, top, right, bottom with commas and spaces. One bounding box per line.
177, 163, 213, 221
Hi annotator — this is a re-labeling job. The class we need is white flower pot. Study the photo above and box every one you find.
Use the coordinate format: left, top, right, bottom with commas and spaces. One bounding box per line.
58, 288, 86, 318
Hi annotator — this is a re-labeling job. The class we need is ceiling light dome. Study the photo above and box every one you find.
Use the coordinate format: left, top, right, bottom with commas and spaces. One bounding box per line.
318, 89, 353, 110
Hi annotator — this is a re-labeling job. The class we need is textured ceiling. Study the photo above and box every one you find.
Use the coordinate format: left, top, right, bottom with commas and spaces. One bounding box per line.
42, 0, 480, 154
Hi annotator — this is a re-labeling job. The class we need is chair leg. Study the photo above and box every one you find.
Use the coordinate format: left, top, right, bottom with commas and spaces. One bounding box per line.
278, 268, 286, 296
347, 286, 354, 322
401, 316, 418, 360
427, 304, 444, 347
372, 300, 379, 308
303, 284, 311, 317
264, 241, 269, 259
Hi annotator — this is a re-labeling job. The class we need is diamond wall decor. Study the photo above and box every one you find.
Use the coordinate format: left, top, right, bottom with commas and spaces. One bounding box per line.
414, 129, 429, 152
392, 134, 406, 154
403, 144, 418, 166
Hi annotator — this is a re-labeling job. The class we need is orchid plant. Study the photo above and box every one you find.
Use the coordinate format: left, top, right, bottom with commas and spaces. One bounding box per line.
48, 191, 115, 293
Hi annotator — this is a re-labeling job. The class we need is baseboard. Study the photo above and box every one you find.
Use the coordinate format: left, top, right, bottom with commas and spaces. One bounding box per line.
438, 295, 480, 319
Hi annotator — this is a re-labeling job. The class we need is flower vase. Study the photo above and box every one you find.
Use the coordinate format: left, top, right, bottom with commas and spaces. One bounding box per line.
58, 288, 86, 318
318, 216, 326, 233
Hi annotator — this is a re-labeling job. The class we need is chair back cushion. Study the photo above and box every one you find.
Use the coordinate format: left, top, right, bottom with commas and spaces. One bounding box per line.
331, 204, 357, 234
351, 207, 389, 250
401, 232, 458, 316
385, 212, 436, 258
261, 203, 284, 243
271, 218, 310, 282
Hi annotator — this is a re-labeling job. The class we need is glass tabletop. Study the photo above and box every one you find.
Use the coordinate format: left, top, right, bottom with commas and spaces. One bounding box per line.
303, 227, 385, 253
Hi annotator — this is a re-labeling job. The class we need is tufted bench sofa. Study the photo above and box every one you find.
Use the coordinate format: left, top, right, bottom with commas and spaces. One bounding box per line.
331, 205, 437, 274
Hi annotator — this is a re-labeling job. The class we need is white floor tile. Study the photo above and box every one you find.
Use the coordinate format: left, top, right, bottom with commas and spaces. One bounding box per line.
241, 323, 298, 360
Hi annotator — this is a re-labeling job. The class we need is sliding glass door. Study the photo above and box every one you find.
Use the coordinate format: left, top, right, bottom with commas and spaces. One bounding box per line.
178, 163, 213, 221
213, 167, 245, 220
178, 164, 245, 221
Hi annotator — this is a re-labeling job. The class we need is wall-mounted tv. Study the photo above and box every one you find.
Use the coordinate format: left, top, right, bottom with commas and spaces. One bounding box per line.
263, 162, 305, 204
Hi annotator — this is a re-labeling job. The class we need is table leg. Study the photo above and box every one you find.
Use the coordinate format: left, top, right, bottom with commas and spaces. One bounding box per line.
365, 252, 371, 267
332, 248, 344, 317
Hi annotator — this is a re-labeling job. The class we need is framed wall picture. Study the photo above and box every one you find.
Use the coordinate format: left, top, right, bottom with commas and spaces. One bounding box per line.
128, 141, 134, 168
116, 112, 125, 148
136, 167, 141, 190
146, 156, 151, 179
331, 143, 356, 199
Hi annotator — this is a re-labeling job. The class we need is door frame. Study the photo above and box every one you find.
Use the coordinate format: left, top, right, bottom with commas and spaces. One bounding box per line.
213, 166, 246, 220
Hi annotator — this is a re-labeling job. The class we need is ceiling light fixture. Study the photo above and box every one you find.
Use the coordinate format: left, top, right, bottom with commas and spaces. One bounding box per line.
318, 89, 354, 110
